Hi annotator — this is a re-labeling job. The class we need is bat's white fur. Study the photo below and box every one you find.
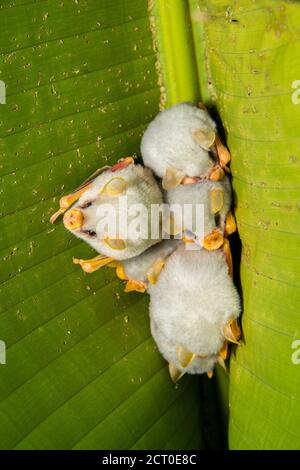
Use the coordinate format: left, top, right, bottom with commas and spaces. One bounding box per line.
166, 177, 232, 241
141, 102, 216, 178
122, 239, 181, 283
151, 319, 218, 375
148, 247, 241, 363
65, 163, 163, 260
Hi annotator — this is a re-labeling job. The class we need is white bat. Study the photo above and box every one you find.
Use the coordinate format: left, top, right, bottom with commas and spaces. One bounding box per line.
148, 245, 241, 380
50, 158, 164, 269
141, 102, 230, 190
166, 176, 234, 250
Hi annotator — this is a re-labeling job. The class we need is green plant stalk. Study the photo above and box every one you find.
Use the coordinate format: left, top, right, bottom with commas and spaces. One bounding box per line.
188, 0, 212, 106
149, 0, 200, 106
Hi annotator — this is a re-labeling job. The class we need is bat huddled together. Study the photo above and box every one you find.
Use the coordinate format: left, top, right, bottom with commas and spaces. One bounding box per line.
50, 102, 241, 382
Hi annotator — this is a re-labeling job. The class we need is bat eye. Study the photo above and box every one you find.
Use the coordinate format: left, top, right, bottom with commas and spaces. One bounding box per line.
83, 229, 97, 238
79, 201, 92, 209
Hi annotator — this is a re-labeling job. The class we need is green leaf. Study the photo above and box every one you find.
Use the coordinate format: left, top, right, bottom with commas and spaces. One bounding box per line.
189, 0, 300, 449
0, 0, 203, 450
5, 0, 296, 451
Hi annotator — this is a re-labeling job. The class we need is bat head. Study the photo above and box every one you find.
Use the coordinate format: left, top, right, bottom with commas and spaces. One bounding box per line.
63, 162, 163, 260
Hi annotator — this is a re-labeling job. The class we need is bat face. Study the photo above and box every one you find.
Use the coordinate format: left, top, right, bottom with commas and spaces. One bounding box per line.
63, 163, 164, 260
141, 102, 217, 181
148, 247, 241, 369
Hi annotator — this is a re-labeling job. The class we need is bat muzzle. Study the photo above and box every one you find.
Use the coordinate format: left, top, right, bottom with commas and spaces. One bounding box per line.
63, 209, 84, 231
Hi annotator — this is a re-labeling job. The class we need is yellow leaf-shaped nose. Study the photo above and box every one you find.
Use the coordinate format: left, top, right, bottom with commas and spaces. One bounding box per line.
63, 209, 84, 230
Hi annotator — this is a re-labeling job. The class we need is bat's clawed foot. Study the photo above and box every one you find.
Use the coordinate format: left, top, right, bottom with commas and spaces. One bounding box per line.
124, 280, 147, 293
209, 165, 225, 182
73, 255, 114, 273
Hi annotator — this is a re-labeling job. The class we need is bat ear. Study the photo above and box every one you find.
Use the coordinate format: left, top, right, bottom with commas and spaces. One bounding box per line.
111, 156, 134, 172
50, 167, 110, 224
101, 177, 127, 196
73, 165, 112, 193
176, 345, 196, 368
103, 237, 126, 250
168, 363, 185, 383
147, 259, 165, 285
210, 187, 224, 214
124, 280, 147, 293
163, 212, 183, 236
217, 356, 228, 372
162, 166, 185, 190
193, 128, 216, 150
223, 318, 241, 345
